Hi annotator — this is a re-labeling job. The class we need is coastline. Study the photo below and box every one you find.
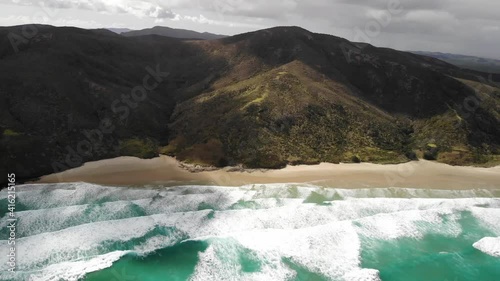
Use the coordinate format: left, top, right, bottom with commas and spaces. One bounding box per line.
35, 155, 500, 189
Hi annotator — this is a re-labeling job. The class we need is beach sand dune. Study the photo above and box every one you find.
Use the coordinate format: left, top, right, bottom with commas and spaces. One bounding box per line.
36, 156, 500, 189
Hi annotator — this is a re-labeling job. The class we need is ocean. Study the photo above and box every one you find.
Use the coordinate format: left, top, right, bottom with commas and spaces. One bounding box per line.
1, 183, 499, 281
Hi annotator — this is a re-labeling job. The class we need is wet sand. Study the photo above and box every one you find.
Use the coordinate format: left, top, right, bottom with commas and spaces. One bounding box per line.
36, 155, 500, 189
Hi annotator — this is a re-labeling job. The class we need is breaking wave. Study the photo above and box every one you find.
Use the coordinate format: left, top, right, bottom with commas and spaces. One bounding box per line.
1, 183, 499, 280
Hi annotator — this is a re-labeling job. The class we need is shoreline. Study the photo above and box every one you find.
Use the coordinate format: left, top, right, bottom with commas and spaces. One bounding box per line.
35, 155, 500, 189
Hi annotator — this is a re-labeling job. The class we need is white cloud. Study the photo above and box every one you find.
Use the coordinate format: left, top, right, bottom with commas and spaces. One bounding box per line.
404, 10, 456, 23
9, 0, 177, 19
181, 13, 262, 28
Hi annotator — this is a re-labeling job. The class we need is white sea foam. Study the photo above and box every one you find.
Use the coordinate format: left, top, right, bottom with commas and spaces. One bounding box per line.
0, 199, 152, 238
470, 207, 500, 235
0, 211, 210, 271
9, 185, 497, 239
190, 221, 364, 281
190, 241, 296, 281
343, 269, 381, 281
9, 183, 159, 211
27, 251, 130, 281
190, 207, 464, 280
473, 237, 500, 257
2, 196, 497, 271
355, 208, 463, 240
1, 183, 499, 281
0, 204, 447, 278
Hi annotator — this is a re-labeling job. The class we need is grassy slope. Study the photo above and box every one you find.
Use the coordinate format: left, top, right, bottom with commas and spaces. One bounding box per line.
168, 61, 413, 168
0, 25, 499, 183
413, 78, 500, 166
164, 28, 499, 168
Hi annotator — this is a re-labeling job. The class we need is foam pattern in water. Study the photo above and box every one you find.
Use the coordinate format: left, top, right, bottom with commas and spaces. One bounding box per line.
0, 183, 499, 281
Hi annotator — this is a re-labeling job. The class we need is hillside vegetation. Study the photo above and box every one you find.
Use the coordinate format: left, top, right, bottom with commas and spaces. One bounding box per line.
0, 25, 499, 183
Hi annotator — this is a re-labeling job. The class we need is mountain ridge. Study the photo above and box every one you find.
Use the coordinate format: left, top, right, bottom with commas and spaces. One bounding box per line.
0, 25, 499, 184
121, 25, 227, 40
107, 28, 133, 34
411, 51, 500, 74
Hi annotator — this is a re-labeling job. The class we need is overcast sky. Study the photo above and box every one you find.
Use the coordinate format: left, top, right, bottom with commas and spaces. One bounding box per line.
1, 0, 499, 59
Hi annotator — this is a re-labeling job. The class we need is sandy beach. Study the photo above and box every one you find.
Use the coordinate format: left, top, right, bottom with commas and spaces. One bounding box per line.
35, 155, 500, 189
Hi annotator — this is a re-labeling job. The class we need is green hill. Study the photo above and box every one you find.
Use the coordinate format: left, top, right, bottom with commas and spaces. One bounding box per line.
0, 25, 499, 183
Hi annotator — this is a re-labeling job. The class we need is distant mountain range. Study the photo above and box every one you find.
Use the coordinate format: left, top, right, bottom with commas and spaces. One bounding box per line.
412, 51, 500, 74
107, 28, 133, 34
120, 26, 226, 40
0, 25, 498, 184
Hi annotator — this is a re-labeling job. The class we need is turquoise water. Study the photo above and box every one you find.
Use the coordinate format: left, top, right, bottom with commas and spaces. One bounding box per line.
1, 183, 499, 280
360, 212, 500, 281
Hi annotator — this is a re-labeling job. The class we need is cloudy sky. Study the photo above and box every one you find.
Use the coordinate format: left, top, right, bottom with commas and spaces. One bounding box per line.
1, 0, 499, 59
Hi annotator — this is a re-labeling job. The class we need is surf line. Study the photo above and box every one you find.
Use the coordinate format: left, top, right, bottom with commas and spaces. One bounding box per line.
6, 173, 16, 272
